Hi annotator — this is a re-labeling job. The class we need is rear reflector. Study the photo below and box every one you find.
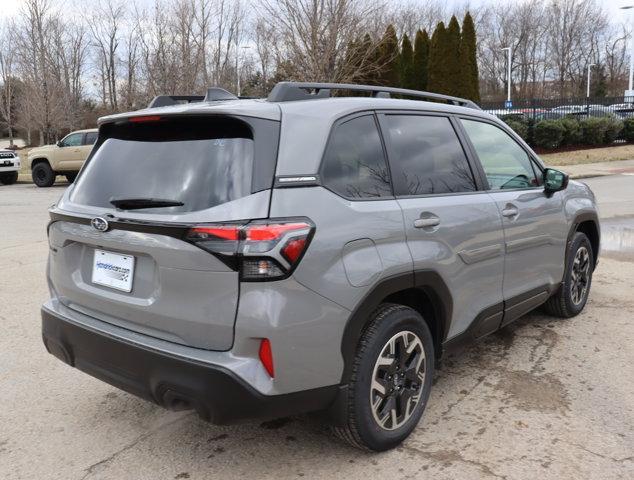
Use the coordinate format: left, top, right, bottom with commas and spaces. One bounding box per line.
259, 339, 275, 377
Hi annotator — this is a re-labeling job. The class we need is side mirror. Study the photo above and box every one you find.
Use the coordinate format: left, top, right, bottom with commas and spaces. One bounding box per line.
56, 141, 63, 147
543, 168, 569, 194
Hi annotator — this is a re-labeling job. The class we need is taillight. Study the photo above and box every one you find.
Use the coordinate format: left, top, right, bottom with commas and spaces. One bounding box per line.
185, 218, 314, 281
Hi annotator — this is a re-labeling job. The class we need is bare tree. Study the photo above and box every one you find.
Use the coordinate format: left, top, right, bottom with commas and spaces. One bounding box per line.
0, 21, 18, 147
259, 0, 384, 83
88, 0, 125, 110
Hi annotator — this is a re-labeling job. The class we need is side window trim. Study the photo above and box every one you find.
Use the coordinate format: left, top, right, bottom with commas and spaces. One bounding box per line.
318, 111, 395, 201
457, 116, 543, 192
376, 111, 481, 198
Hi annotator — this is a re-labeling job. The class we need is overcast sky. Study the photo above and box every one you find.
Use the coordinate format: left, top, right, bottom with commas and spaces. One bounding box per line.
0, 0, 632, 25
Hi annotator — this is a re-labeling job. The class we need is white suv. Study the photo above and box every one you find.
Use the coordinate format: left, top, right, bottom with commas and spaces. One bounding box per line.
0, 149, 20, 185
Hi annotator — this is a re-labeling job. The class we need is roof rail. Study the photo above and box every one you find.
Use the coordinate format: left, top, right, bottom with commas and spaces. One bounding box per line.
147, 87, 238, 108
266, 82, 480, 109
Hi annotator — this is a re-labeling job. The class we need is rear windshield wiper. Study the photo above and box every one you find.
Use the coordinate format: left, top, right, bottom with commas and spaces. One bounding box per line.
109, 197, 184, 210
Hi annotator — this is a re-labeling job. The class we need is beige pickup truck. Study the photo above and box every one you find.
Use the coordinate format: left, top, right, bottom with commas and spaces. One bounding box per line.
27, 129, 97, 187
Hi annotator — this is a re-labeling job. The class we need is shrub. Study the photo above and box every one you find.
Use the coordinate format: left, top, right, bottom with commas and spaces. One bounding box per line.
504, 119, 529, 141
559, 118, 583, 146
604, 117, 623, 144
624, 118, 634, 142
533, 120, 565, 149
579, 117, 609, 146
499, 113, 528, 126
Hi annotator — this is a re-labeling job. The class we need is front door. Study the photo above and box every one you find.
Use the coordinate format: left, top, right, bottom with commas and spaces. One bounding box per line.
56, 132, 84, 170
459, 118, 568, 325
379, 113, 506, 339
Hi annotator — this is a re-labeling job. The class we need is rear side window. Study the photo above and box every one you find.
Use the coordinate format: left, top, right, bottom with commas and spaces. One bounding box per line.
71, 116, 278, 213
321, 115, 392, 199
385, 115, 476, 196
83, 132, 97, 145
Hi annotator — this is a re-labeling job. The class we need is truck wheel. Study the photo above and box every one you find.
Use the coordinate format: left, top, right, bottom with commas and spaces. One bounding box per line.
543, 232, 594, 318
32, 162, 55, 187
0, 171, 18, 185
332, 304, 434, 451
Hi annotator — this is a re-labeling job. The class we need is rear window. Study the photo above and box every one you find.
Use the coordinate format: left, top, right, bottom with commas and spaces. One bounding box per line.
71, 116, 278, 213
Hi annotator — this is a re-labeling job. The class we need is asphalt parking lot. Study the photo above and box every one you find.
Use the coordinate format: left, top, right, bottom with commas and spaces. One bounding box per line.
1, 177, 633, 480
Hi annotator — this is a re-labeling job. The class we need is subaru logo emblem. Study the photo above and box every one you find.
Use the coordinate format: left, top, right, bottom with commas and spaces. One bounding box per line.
91, 217, 109, 232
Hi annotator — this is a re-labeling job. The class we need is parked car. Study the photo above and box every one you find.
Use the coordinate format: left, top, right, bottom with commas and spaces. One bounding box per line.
26, 128, 97, 187
41, 83, 600, 451
0, 148, 20, 185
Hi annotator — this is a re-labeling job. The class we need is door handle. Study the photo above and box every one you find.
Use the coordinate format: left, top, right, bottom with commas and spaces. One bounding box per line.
414, 215, 440, 228
502, 204, 519, 218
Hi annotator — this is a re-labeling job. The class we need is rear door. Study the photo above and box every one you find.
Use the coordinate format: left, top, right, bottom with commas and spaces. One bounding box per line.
379, 112, 506, 339
78, 131, 98, 166
48, 115, 279, 350
458, 118, 568, 324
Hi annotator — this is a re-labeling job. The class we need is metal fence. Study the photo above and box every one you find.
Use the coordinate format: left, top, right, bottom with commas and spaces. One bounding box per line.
480, 96, 634, 121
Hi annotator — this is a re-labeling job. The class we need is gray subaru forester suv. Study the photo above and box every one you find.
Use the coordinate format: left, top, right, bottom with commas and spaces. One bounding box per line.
42, 82, 600, 451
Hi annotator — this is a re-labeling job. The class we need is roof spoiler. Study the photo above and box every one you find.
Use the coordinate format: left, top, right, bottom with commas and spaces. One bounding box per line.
147, 88, 238, 108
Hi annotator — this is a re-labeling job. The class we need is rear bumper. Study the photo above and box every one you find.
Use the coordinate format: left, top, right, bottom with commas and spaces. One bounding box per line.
41, 306, 339, 424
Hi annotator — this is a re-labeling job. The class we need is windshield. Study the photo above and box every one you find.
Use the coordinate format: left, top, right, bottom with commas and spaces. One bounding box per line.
70, 116, 268, 213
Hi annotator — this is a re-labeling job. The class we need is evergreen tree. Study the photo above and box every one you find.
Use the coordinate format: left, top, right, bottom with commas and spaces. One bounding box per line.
445, 15, 462, 96
413, 29, 430, 91
459, 12, 480, 102
590, 64, 607, 98
377, 25, 400, 87
399, 33, 416, 90
427, 22, 448, 94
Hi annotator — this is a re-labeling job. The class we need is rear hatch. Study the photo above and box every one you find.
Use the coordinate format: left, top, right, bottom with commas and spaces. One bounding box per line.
47, 113, 280, 350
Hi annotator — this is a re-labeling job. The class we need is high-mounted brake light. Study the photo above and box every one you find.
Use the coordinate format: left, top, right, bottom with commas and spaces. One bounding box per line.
185, 218, 314, 281
128, 115, 162, 123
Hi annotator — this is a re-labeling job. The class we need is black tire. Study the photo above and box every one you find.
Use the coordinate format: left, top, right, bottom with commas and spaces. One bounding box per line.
543, 232, 594, 318
332, 304, 435, 451
0, 171, 18, 185
32, 162, 55, 187
65, 172, 78, 183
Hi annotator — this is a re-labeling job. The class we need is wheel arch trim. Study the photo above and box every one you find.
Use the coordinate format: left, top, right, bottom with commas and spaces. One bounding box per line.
338, 270, 453, 385
566, 211, 600, 269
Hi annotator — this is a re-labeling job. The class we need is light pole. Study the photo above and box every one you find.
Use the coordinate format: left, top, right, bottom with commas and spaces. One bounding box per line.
587, 63, 596, 98
501, 46, 512, 108
620, 5, 634, 98
235, 45, 250, 97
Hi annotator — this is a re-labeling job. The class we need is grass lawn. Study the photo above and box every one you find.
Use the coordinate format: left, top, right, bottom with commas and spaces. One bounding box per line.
541, 144, 634, 166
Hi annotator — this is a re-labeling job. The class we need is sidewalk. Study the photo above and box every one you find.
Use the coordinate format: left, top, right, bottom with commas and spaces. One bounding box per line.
549, 159, 634, 179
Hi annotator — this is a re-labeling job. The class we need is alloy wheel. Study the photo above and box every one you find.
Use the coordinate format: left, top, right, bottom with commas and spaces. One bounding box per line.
571, 246, 590, 305
370, 330, 426, 430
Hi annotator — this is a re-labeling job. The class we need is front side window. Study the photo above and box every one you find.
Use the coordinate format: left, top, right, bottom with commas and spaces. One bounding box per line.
60, 133, 83, 147
321, 115, 392, 199
461, 119, 540, 190
385, 115, 476, 195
